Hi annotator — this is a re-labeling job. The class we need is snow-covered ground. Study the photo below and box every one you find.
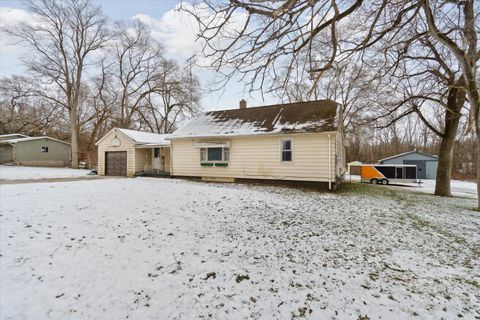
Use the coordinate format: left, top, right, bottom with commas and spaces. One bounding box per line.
1, 178, 479, 319
0, 165, 91, 180
403, 179, 478, 198
347, 175, 478, 199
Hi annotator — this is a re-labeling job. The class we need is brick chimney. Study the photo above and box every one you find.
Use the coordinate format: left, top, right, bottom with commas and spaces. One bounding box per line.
239, 99, 247, 109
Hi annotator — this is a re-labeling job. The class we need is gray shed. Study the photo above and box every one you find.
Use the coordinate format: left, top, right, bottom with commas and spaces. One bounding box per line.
378, 151, 438, 179
0, 134, 71, 167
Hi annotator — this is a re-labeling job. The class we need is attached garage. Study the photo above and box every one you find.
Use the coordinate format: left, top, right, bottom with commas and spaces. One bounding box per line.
96, 128, 171, 177
105, 151, 127, 176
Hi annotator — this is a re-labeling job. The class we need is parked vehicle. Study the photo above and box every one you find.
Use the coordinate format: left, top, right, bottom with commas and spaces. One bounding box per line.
360, 164, 417, 185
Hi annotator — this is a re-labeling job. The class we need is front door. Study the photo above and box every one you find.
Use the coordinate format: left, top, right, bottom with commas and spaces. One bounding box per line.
152, 148, 160, 171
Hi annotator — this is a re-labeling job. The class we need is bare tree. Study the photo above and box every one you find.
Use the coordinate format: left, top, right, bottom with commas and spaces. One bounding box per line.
5, 0, 109, 168
419, 0, 480, 207
369, 34, 467, 197
111, 20, 166, 128
183, 1, 423, 94
138, 60, 201, 133
0, 76, 64, 135
82, 61, 118, 167
365, 0, 476, 198
110, 20, 201, 133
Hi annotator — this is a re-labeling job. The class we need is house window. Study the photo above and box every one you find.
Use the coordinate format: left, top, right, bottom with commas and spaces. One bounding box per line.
281, 139, 292, 162
200, 147, 229, 163
154, 148, 160, 158
41, 146, 49, 153
208, 147, 222, 161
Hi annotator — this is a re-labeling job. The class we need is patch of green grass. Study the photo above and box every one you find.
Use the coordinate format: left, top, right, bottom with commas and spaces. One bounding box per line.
338, 182, 391, 196
339, 182, 477, 249
338, 182, 416, 204
339, 182, 471, 208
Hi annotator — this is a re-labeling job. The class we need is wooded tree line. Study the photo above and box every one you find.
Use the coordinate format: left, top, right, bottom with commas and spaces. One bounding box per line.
185, 0, 479, 208
0, 0, 201, 167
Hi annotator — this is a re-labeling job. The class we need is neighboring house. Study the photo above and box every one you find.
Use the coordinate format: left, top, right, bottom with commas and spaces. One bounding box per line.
96, 128, 170, 177
0, 134, 71, 167
168, 99, 345, 189
378, 150, 438, 179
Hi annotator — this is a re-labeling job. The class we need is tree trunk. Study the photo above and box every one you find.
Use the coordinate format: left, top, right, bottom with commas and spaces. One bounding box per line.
476, 133, 480, 210
460, 0, 479, 209
434, 136, 455, 196
70, 109, 80, 169
434, 83, 464, 196
85, 124, 99, 169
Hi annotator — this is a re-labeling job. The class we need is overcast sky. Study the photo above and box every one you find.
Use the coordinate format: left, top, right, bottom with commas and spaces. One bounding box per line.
0, 0, 276, 111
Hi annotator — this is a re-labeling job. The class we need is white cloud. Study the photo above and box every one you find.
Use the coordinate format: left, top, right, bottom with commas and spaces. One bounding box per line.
0, 6, 32, 27
0, 7, 35, 76
0, 7, 33, 53
132, 3, 200, 60
132, 2, 248, 64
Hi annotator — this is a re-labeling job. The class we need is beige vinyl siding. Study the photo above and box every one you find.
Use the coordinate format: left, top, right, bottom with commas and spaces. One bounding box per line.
161, 147, 171, 172
171, 132, 337, 182
335, 131, 346, 177
97, 130, 136, 177
135, 149, 147, 174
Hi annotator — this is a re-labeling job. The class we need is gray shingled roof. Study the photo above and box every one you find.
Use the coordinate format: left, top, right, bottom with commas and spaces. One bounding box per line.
169, 100, 340, 139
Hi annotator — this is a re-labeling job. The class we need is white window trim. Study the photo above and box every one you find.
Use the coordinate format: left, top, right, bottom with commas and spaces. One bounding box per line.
200, 147, 230, 164
279, 138, 293, 163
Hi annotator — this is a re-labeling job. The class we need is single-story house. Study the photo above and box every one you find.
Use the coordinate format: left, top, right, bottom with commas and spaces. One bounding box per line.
95, 128, 170, 177
378, 150, 438, 179
0, 134, 71, 167
168, 99, 345, 189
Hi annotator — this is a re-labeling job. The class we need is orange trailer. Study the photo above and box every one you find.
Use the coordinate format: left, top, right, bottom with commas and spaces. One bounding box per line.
361, 164, 417, 185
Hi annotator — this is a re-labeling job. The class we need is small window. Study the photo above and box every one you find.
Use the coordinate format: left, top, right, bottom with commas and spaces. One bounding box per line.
208, 147, 223, 161
281, 139, 292, 162
154, 148, 160, 158
41, 146, 49, 153
200, 147, 229, 163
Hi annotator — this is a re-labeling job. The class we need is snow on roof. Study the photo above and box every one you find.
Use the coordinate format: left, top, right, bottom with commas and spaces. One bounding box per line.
169, 100, 339, 139
0, 136, 70, 145
117, 128, 170, 146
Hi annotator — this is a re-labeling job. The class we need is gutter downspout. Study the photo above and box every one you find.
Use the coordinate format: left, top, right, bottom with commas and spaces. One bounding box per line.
169, 144, 173, 176
328, 133, 332, 190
